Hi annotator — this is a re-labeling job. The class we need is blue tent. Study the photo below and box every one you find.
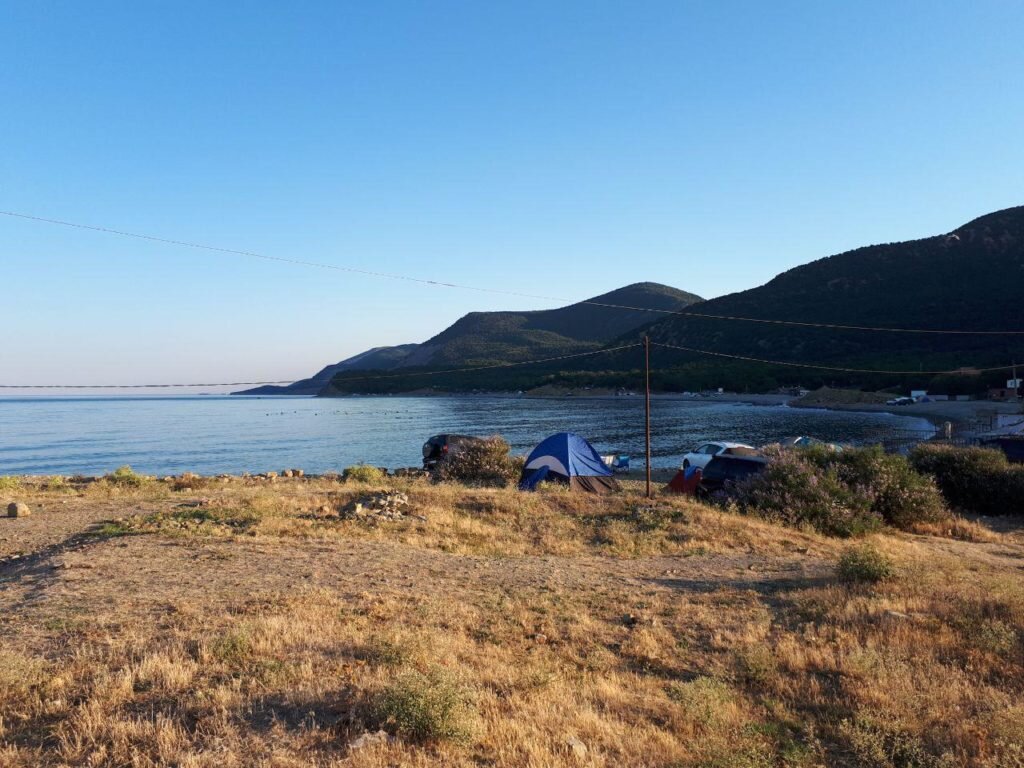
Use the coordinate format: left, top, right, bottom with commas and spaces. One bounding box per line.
519, 432, 620, 493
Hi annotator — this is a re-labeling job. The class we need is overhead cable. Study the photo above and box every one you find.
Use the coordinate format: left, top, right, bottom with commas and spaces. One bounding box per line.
649, 341, 1021, 375
5, 210, 1024, 335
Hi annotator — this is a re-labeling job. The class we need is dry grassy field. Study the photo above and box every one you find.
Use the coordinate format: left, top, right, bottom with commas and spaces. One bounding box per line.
1, 473, 1022, 767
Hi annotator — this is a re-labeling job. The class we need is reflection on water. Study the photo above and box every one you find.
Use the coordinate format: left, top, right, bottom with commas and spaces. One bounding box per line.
0, 395, 934, 476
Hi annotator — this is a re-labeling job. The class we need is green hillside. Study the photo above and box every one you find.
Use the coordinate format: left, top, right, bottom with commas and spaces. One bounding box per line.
405, 282, 702, 366
245, 283, 701, 396
324, 206, 1024, 396
629, 206, 1024, 391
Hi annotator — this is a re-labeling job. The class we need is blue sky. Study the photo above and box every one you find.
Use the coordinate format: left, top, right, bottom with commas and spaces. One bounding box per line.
2, 1, 1022, 388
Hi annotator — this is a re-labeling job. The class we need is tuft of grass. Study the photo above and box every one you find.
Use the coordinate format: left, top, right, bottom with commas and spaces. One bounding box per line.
667, 676, 738, 728
837, 543, 895, 584
373, 666, 478, 743
208, 629, 254, 665
104, 465, 149, 488
343, 464, 387, 484
42, 475, 72, 492
360, 635, 415, 667
0, 475, 22, 492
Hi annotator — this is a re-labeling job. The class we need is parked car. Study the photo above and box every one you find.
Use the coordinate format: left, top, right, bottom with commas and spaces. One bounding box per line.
422, 434, 484, 470
681, 441, 758, 470
697, 454, 769, 496
886, 396, 915, 406
773, 435, 844, 452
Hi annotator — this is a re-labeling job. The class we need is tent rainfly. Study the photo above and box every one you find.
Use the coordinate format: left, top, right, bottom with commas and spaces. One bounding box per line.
518, 432, 620, 493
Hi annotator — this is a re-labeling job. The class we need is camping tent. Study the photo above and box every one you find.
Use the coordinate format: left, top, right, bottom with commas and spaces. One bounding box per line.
519, 432, 620, 493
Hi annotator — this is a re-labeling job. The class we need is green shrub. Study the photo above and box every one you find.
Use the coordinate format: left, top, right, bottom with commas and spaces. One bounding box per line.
104, 465, 149, 488
910, 444, 1024, 516
0, 476, 20, 492
837, 544, 895, 584
811, 446, 949, 529
359, 635, 414, 667
374, 667, 477, 743
840, 713, 952, 768
666, 676, 736, 727
431, 436, 518, 487
730, 448, 882, 537
342, 464, 387, 484
43, 475, 71, 493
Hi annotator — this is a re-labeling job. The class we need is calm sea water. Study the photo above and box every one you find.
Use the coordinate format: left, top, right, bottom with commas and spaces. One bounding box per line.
0, 395, 934, 476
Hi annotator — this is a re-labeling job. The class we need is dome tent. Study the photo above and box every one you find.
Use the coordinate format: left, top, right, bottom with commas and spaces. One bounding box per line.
518, 432, 620, 494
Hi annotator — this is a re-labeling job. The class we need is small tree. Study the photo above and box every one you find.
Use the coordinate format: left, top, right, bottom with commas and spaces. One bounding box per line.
431, 436, 519, 487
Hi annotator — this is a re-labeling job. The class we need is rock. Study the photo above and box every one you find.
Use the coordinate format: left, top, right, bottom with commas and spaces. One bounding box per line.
7, 502, 30, 518
349, 730, 393, 751
282, 469, 294, 478
292, 469, 304, 478
339, 491, 415, 523
624, 612, 657, 629
884, 609, 913, 622
265, 471, 278, 479
567, 737, 588, 760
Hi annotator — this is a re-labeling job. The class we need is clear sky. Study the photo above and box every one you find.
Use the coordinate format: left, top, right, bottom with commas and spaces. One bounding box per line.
2, 1, 1022, 389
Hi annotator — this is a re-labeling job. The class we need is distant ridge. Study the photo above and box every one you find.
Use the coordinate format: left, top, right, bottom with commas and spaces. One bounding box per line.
637, 205, 1024, 371
236, 282, 702, 395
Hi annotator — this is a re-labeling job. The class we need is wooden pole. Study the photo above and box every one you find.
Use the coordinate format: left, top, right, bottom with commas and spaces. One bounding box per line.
644, 335, 652, 499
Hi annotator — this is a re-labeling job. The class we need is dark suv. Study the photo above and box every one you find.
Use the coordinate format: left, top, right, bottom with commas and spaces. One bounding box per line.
697, 454, 768, 497
422, 434, 484, 470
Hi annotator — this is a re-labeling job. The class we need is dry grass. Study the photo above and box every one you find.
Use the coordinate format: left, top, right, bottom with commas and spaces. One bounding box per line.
0, 474, 1021, 766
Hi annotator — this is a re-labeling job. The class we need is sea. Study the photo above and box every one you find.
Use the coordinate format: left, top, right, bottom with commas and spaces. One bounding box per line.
0, 395, 935, 477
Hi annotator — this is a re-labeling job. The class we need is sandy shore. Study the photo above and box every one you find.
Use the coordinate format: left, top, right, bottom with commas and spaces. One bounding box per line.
790, 398, 1023, 434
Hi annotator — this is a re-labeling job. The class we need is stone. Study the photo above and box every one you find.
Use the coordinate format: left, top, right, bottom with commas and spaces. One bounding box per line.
567, 737, 588, 760
349, 730, 393, 751
282, 469, 294, 478
7, 502, 30, 518
292, 469, 304, 478
339, 491, 416, 523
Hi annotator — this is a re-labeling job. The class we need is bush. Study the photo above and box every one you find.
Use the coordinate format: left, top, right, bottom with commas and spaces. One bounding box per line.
730, 448, 882, 537
43, 475, 71, 492
840, 713, 950, 768
837, 544, 895, 584
373, 667, 477, 743
104, 465, 149, 488
431, 436, 518, 487
910, 444, 1024, 516
342, 464, 386, 484
811, 446, 950, 529
0, 476, 20, 492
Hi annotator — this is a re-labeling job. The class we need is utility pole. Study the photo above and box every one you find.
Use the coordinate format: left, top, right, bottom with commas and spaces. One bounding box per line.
644, 335, 652, 499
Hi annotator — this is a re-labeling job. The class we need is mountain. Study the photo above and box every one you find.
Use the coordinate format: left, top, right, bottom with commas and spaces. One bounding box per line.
400, 282, 702, 368
626, 206, 1024, 391
237, 283, 702, 395
240, 346, 419, 396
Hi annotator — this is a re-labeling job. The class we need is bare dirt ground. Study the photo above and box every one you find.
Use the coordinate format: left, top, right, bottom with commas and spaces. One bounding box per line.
2, 476, 1023, 767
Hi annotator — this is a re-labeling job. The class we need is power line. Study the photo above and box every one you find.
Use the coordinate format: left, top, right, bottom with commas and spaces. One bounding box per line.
0, 346, 640, 389
650, 341, 1021, 375
0, 380, 295, 390
5, 209, 1024, 336
326, 344, 642, 383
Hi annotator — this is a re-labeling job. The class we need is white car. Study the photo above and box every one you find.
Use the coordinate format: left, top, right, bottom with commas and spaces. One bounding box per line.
681, 441, 757, 470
